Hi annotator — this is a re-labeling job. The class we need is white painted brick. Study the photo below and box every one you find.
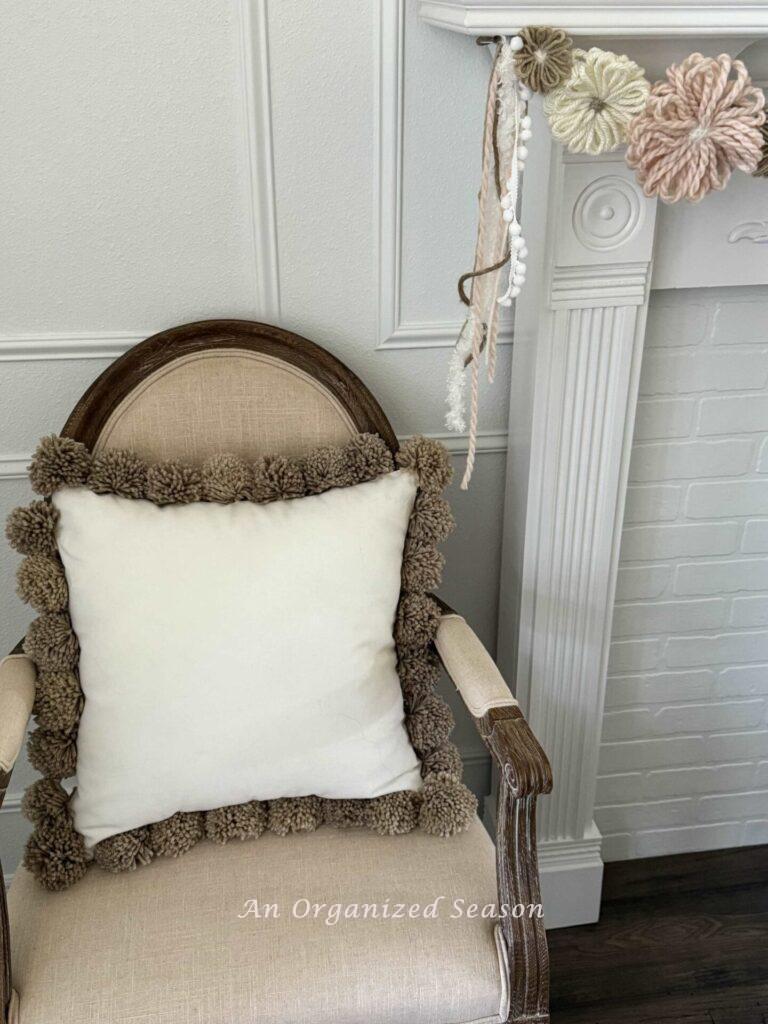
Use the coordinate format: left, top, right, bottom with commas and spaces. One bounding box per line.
634, 398, 695, 440
599, 736, 705, 771
633, 822, 742, 858
607, 638, 661, 673
621, 522, 738, 562
595, 773, 643, 804
707, 730, 768, 760
629, 439, 753, 482
644, 298, 709, 348
743, 520, 768, 553
596, 799, 694, 832
644, 763, 755, 798
640, 349, 768, 397
698, 790, 768, 822
686, 480, 768, 519
615, 564, 671, 601
612, 598, 726, 638
655, 699, 765, 734
674, 558, 768, 596
602, 708, 654, 741
623, 485, 680, 524
743, 819, 768, 844
718, 664, 768, 697
666, 630, 768, 668
605, 670, 715, 706
711, 299, 768, 345
605, 293, 768, 856
698, 394, 768, 435
731, 596, 768, 628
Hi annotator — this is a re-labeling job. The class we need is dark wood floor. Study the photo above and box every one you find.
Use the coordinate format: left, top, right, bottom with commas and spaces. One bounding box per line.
548, 844, 768, 1024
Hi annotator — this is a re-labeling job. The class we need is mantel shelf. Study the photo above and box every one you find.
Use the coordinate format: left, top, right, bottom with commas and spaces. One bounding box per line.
418, 1, 768, 38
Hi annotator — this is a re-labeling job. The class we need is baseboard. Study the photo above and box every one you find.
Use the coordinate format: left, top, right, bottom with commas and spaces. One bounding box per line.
537, 824, 604, 929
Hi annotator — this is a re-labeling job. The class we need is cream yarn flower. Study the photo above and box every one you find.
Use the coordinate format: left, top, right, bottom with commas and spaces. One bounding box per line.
626, 53, 765, 202
544, 48, 650, 155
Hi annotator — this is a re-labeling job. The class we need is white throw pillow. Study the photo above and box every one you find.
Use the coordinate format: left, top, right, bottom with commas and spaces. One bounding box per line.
53, 469, 421, 849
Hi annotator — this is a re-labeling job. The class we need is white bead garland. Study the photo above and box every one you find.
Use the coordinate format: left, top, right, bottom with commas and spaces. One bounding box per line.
497, 39, 530, 310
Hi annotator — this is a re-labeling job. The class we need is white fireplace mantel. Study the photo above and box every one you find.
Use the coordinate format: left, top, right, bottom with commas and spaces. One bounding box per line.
419, 1, 768, 38
421, 3, 768, 929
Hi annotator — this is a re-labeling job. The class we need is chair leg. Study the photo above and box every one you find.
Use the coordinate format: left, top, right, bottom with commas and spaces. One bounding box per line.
498, 791, 550, 1024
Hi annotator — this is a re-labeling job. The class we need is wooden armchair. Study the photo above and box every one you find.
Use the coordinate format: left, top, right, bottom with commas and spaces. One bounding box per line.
0, 321, 552, 1024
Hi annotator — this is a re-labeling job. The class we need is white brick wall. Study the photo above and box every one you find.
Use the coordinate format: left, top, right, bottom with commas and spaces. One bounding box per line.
596, 288, 768, 861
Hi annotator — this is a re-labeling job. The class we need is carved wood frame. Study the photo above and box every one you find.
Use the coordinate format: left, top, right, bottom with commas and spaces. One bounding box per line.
2, 320, 552, 1024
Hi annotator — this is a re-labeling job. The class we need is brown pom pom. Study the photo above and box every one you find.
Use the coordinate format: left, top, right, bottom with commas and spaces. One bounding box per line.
268, 796, 323, 836
145, 461, 202, 505
29, 435, 92, 496
402, 540, 445, 592
252, 455, 307, 503
409, 492, 455, 544
5, 500, 59, 556
406, 693, 454, 754
23, 817, 88, 891
395, 593, 441, 649
201, 455, 254, 503
27, 727, 77, 780
303, 445, 352, 494
33, 671, 82, 731
515, 26, 573, 94
16, 555, 68, 613
94, 827, 154, 873
204, 800, 267, 844
89, 448, 147, 498
418, 772, 477, 838
396, 436, 452, 494
421, 742, 464, 779
366, 790, 419, 836
21, 778, 71, 826
149, 811, 204, 857
322, 798, 368, 829
344, 434, 395, 482
398, 650, 440, 692
24, 613, 79, 672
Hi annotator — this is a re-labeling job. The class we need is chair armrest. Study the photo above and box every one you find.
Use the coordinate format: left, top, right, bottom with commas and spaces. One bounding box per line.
435, 612, 518, 718
434, 612, 552, 798
0, 654, 35, 776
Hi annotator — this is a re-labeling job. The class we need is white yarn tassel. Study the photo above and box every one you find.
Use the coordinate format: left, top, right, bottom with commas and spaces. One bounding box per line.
446, 36, 530, 489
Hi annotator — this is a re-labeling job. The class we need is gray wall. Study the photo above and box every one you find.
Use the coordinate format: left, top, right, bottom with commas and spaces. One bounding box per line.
0, 0, 510, 877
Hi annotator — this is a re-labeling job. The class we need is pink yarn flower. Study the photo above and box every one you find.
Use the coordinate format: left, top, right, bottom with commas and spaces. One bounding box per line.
626, 53, 765, 203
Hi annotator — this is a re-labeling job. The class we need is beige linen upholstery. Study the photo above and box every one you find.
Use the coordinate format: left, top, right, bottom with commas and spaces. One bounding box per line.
10, 819, 507, 1024
96, 349, 358, 463
435, 615, 517, 719
0, 655, 35, 774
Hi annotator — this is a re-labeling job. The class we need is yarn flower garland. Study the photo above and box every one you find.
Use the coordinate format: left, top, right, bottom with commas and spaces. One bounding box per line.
544, 48, 650, 155
626, 53, 765, 202
514, 25, 573, 94
448, 29, 767, 487
755, 111, 768, 178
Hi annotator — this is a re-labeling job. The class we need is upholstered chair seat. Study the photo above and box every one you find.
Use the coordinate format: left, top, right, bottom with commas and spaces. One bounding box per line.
8, 820, 508, 1024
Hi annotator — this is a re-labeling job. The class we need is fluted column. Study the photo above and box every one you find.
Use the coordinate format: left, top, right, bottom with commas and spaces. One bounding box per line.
496, 116, 658, 927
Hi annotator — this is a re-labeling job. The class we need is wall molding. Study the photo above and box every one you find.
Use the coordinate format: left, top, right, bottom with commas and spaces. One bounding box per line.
0, 431, 509, 484
239, 0, 281, 320
0, 332, 147, 362
375, 0, 513, 350
0, 456, 29, 481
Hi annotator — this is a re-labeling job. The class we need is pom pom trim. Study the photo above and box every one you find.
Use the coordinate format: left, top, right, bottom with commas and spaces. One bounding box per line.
13, 432, 464, 889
